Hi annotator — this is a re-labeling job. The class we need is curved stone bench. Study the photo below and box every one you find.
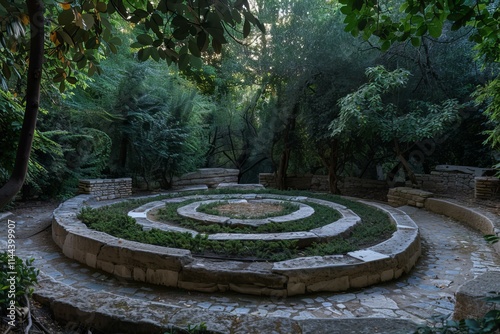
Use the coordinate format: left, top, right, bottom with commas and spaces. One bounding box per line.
52, 194, 421, 296
424, 198, 500, 255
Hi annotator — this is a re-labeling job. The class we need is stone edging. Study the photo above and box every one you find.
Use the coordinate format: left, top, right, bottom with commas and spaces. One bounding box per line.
52, 194, 420, 297
424, 198, 500, 255
131, 194, 360, 248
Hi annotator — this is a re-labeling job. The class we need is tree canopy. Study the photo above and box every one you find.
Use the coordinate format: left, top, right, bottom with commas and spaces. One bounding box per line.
0, 0, 264, 209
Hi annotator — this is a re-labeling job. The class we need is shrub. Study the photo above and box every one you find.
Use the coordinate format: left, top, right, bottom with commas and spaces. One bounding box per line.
0, 252, 39, 313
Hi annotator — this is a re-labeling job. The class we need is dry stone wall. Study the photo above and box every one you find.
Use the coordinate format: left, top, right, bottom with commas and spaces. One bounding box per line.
475, 177, 500, 200
410, 172, 475, 197
260, 172, 498, 201
78, 178, 132, 200
387, 187, 434, 208
259, 174, 388, 200
172, 168, 239, 189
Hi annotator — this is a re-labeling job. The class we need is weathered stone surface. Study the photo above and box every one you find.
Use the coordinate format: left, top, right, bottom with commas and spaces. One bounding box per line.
425, 198, 498, 236
96, 240, 192, 271
348, 250, 390, 262
173, 168, 239, 188
435, 164, 495, 176
475, 176, 500, 200
216, 182, 265, 190
310, 217, 361, 240
146, 268, 179, 287
453, 272, 500, 320
180, 259, 287, 288
388, 187, 433, 207
79, 178, 132, 200
306, 275, 350, 292
207, 231, 318, 246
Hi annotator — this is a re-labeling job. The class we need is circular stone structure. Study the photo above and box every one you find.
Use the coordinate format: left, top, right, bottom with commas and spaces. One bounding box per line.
176, 198, 315, 226
131, 194, 361, 247
52, 193, 421, 297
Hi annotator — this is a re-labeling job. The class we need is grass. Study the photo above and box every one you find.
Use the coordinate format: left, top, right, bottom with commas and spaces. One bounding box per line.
155, 199, 341, 234
78, 189, 396, 261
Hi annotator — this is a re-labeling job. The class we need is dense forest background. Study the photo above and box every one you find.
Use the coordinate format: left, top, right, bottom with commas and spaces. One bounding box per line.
0, 0, 498, 201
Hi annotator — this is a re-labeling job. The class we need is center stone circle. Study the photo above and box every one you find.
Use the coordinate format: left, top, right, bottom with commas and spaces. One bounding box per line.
176, 198, 315, 228
132, 194, 363, 247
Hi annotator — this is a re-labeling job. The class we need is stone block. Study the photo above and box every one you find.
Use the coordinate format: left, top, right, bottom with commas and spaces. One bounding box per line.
85, 253, 97, 268
177, 281, 219, 292
114, 265, 132, 279
181, 260, 287, 288
350, 275, 368, 288
146, 268, 178, 287
453, 272, 500, 320
287, 282, 306, 296
381, 269, 395, 282
97, 241, 192, 272
96, 260, 115, 274
306, 276, 350, 293
133, 268, 146, 282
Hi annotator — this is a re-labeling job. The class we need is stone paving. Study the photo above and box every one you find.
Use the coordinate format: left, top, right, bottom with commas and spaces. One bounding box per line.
1, 200, 500, 328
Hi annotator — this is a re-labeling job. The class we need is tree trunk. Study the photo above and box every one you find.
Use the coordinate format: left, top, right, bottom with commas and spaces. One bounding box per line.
0, 0, 44, 209
275, 107, 297, 190
394, 139, 418, 186
327, 139, 341, 194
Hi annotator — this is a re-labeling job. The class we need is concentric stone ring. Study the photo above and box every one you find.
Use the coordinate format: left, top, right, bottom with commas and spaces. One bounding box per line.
129, 194, 362, 247
53, 192, 421, 296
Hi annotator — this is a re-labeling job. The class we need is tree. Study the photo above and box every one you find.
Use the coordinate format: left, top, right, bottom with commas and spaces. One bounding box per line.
339, 0, 500, 159
0, 0, 264, 209
331, 66, 460, 185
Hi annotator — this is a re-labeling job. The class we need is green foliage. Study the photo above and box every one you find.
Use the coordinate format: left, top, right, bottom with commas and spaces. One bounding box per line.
331, 66, 461, 182
0, 0, 264, 92
332, 66, 460, 142
0, 253, 39, 312
0, 90, 71, 199
474, 79, 500, 155
339, 0, 500, 156
157, 200, 341, 234
339, 0, 500, 56
78, 206, 143, 240
484, 235, 500, 245
105, 60, 207, 188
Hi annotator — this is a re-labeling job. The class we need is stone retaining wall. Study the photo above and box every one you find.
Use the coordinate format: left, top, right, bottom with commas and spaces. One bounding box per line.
475, 177, 500, 200
173, 168, 239, 189
52, 195, 421, 297
78, 178, 132, 200
260, 172, 498, 201
259, 174, 388, 200
387, 187, 434, 208
424, 198, 500, 255
410, 172, 475, 197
